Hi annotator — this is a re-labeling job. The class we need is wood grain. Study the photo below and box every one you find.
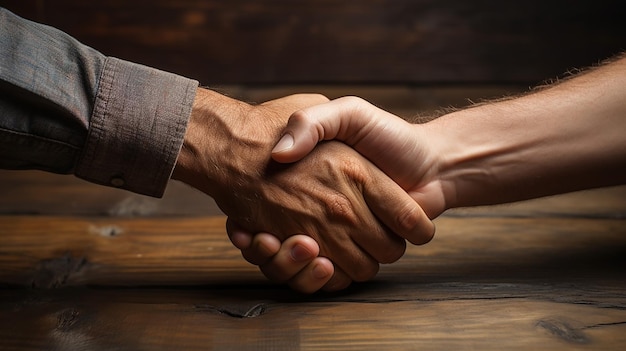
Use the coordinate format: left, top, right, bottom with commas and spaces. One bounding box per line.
1, 213, 625, 350
1, 215, 624, 287
1, 291, 626, 351
1, 177, 625, 349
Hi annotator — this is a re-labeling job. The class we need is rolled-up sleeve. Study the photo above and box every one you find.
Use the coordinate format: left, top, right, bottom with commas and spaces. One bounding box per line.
0, 8, 198, 197
75, 57, 197, 197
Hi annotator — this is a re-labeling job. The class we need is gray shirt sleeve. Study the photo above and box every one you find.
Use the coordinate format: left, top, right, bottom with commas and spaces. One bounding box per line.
0, 8, 199, 197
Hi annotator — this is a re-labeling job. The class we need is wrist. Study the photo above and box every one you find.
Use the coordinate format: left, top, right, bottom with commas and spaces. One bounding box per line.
425, 90, 594, 208
172, 87, 285, 200
421, 57, 626, 210
172, 88, 255, 196
422, 104, 518, 209
172, 87, 212, 189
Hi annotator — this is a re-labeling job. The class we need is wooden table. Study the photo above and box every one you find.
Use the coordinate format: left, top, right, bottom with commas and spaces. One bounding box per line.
1, 169, 625, 350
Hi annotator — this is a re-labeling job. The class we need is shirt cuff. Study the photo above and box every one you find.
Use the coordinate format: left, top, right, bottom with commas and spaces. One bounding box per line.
75, 57, 199, 197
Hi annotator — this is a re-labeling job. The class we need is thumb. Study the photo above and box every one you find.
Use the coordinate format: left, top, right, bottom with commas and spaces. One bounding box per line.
271, 96, 372, 163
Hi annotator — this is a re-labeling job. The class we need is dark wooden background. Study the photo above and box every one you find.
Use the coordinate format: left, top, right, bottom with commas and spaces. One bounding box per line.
2, 0, 625, 85
1, 1, 626, 350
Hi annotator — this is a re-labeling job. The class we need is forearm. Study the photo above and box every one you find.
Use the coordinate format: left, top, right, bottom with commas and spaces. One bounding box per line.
425, 55, 626, 209
0, 8, 198, 197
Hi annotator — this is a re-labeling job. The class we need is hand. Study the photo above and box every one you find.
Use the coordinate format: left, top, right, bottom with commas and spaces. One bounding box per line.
272, 96, 447, 219
228, 220, 334, 293
173, 89, 434, 291
232, 96, 447, 292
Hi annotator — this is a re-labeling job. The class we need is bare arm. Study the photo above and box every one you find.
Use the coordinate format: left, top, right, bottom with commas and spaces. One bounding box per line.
245, 54, 626, 293
273, 54, 626, 216
427, 55, 626, 209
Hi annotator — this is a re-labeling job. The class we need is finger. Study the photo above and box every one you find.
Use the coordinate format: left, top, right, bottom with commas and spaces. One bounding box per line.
259, 235, 320, 283
226, 217, 253, 250
240, 233, 282, 266
314, 224, 381, 282
287, 257, 335, 294
271, 96, 395, 163
321, 265, 353, 292
329, 240, 380, 283
324, 157, 408, 264
285, 142, 388, 281
363, 164, 436, 246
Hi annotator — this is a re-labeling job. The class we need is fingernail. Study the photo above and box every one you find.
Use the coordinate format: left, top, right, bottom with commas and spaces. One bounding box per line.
312, 263, 330, 279
290, 244, 313, 262
272, 134, 294, 153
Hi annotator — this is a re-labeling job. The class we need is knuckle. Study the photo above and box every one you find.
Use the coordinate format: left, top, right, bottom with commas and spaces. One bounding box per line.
396, 202, 428, 238
396, 202, 422, 231
340, 95, 366, 107
289, 109, 309, 123
289, 110, 320, 137
339, 156, 368, 184
324, 192, 359, 225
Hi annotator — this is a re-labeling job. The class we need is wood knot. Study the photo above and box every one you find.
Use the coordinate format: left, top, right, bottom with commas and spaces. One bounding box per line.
31, 254, 88, 289
89, 224, 123, 237
536, 318, 590, 344
194, 303, 267, 318
56, 308, 80, 332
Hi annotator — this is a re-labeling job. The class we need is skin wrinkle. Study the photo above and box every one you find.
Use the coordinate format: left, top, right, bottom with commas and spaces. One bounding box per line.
174, 89, 418, 286
261, 163, 367, 279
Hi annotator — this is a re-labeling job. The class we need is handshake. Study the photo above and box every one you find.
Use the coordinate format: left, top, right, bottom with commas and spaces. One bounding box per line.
172, 90, 443, 293
171, 55, 626, 293
3, 8, 623, 294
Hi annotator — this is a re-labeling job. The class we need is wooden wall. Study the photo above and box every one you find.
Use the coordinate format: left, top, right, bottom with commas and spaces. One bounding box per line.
2, 0, 625, 85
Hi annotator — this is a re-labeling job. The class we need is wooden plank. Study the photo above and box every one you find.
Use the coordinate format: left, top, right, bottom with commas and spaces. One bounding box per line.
0, 177, 624, 349
0, 288, 625, 350
1, 216, 624, 287
2, 0, 624, 84
0, 216, 262, 287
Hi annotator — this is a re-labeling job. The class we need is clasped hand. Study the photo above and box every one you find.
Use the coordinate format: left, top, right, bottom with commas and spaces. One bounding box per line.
173, 89, 434, 292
